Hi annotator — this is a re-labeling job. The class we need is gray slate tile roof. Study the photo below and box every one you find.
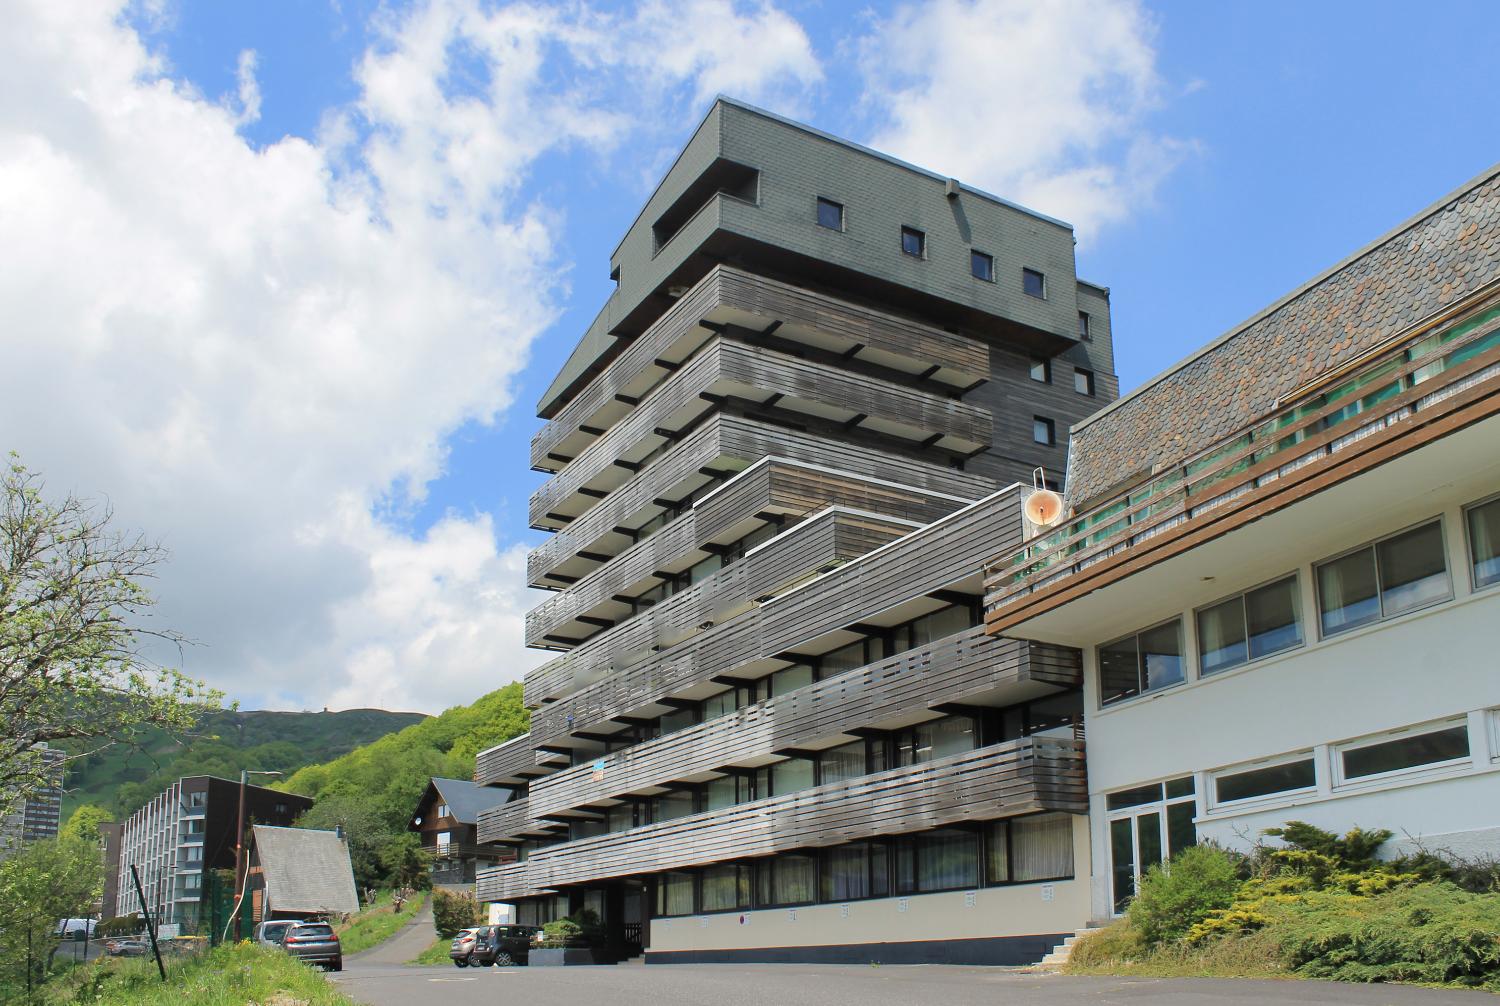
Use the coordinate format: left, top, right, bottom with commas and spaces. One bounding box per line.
428, 777, 511, 826
1066, 165, 1500, 508
252, 825, 359, 916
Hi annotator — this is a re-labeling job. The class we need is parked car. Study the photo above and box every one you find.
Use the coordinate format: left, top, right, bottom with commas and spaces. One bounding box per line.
448, 928, 480, 967
278, 921, 342, 972
255, 920, 294, 948
56, 918, 96, 939
104, 938, 148, 957
458, 925, 536, 967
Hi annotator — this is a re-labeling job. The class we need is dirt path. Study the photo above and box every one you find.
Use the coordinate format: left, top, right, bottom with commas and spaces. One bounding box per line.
348, 898, 437, 965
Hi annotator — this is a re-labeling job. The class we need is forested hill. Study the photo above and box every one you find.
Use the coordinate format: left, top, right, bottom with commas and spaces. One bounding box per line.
65, 707, 427, 818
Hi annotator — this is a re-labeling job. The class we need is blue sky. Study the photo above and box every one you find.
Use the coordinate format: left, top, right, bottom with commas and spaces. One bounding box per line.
3, 0, 1497, 712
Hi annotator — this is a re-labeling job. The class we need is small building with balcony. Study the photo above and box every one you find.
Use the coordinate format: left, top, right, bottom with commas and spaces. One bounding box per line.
409, 777, 515, 889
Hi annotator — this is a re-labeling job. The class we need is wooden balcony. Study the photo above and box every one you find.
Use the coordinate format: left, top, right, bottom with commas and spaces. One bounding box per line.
527, 456, 966, 621
524, 508, 914, 705
483, 737, 1085, 896
476, 860, 549, 903
526, 413, 995, 588
529, 336, 992, 528
984, 290, 1500, 634
529, 627, 1080, 819
529, 488, 1024, 743
475, 733, 569, 788
476, 796, 567, 846
532, 266, 990, 472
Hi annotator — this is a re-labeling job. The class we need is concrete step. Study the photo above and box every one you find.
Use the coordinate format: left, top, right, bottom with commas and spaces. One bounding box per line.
1035, 926, 1106, 971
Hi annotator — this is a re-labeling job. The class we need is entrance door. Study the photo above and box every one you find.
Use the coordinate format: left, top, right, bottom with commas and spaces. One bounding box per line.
1106, 776, 1197, 913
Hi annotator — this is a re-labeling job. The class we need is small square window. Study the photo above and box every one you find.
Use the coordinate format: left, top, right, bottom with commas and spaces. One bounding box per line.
1023, 268, 1046, 299
1029, 359, 1051, 383
971, 250, 994, 282
901, 226, 925, 258
816, 197, 844, 231
1032, 416, 1055, 445
1078, 311, 1091, 341
1074, 369, 1095, 396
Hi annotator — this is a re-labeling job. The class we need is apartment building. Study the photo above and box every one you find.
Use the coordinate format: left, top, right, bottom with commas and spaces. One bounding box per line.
983, 165, 1500, 922
0, 744, 64, 858
104, 776, 310, 929
474, 98, 1117, 965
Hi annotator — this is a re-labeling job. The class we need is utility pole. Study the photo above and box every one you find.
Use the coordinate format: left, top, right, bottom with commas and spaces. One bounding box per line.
130, 865, 166, 982
231, 769, 282, 940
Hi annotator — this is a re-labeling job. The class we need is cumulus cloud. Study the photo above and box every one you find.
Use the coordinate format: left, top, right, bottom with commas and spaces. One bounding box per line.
856, 0, 1191, 239
0, 0, 820, 713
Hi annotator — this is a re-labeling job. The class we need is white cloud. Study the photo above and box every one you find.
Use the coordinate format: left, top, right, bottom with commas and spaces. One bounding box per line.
856, 0, 1190, 239
0, 0, 821, 714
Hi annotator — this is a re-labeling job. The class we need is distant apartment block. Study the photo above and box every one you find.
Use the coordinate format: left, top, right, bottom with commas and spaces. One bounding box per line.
473, 98, 1117, 965
104, 776, 311, 929
0, 744, 64, 859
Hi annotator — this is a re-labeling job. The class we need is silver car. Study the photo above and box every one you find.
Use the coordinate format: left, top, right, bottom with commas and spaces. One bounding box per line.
255, 920, 294, 947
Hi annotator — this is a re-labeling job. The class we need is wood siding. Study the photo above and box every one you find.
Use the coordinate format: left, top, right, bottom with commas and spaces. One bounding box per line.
475, 733, 569, 788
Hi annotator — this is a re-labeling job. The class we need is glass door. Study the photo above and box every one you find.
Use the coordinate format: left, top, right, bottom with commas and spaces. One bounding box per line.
1106, 777, 1197, 914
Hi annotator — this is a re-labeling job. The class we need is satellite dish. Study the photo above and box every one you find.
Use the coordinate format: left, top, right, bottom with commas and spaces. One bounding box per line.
1024, 467, 1065, 527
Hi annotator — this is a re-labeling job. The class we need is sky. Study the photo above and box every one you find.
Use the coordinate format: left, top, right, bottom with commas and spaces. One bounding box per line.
2, 0, 1497, 716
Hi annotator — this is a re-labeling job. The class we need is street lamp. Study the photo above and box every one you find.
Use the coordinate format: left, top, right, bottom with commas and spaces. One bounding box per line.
230, 769, 282, 941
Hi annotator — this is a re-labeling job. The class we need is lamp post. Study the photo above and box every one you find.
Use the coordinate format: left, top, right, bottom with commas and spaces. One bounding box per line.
231, 769, 282, 941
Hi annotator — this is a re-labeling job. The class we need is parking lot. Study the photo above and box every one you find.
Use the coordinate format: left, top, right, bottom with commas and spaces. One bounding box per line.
332, 959, 1496, 1006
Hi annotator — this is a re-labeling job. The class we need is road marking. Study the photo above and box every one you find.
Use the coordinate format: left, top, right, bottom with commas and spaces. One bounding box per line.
428, 976, 478, 982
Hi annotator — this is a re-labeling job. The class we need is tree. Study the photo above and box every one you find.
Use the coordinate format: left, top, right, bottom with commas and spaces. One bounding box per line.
0, 454, 219, 819
0, 836, 103, 1002
57, 804, 113, 846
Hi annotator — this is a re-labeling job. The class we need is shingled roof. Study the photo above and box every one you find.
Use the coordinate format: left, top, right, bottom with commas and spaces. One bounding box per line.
252, 825, 359, 916
416, 777, 512, 827
1066, 164, 1500, 509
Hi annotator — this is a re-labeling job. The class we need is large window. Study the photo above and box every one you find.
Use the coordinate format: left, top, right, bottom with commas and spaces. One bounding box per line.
1099, 619, 1184, 706
652, 790, 696, 823
762, 853, 816, 905
1337, 721, 1470, 784
897, 828, 979, 893
769, 662, 815, 697
704, 774, 750, 811
1316, 520, 1450, 636
1467, 496, 1500, 589
1212, 755, 1315, 806
1196, 575, 1303, 675
818, 740, 867, 786
1009, 813, 1076, 882
770, 756, 816, 796
820, 842, 886, 901
894, 715, 977, 767
701, 864, 751, 912
657, 871, 694, 916
1105, 778, 1194, 912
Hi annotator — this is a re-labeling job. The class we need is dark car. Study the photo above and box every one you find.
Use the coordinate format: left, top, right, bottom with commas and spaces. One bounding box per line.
452, 925, 535, 967
279, 921, 342, 972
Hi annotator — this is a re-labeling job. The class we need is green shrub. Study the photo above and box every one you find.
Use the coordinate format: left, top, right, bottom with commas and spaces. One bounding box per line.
540, 909, 604, 948
1067, 919, 1147, 968
432, 888, 482, 939
1128, 844, 1242, 945
95, 915, 142, 937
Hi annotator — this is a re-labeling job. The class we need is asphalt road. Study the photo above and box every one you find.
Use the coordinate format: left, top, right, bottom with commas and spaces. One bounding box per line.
332, 959, 1496, 1006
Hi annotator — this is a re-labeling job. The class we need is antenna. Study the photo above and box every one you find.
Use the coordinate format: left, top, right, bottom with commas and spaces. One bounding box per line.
1023, 467, 1064, 528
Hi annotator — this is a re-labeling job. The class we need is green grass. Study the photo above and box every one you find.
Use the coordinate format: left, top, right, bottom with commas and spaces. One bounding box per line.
334, 890, 427, 955
410, 936, 454, 967
43, 942, 356, 1006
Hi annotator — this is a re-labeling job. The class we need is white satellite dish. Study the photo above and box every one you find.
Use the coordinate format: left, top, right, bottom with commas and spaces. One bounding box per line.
1024, 467, 1065, 528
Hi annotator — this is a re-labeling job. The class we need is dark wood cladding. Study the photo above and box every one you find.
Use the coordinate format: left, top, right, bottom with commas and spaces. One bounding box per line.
528, 337, 991, 528
526, 413, 995, 586
529, 628, 1080, 818
529, 488, 1024, 741
531, 265, 991, 470
475, 733, 568, 788
476, 796, 564, 846
480, 737, 1086, 897
477, 860, 547, 902
527, 460, 968, 629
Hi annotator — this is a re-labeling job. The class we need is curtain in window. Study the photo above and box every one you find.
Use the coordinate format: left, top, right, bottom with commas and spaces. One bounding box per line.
1318, 548, 1380, 633
822, 844, 871, 901
819, 742, 865, 786
772, 757, 815, 796
1469, 500, 1500, 587
658, 872, 694, 916
917, 829, 978, 891
701, 865, 748, 911
1245, 577, 1302, 657
1011, 813, 1075, 882
773, 855, 815, 904
1377, 522, 1449, 615
1196, 597, 1246, 674
986, 821, 1010, 883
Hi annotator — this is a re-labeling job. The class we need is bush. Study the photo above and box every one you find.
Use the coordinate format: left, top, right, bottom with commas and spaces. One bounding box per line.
1128, 844, 1242, 945
95, 916, 142, 937
540, 909, 604, 948
432, 889, 482, 939
1068, 919, 1147, 968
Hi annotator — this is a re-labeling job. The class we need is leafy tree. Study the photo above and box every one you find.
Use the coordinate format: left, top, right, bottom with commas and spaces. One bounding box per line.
0, 835, 103, 1002
432, 889, 482, 939
0, 455, 218, 819
57, 804, 113, 846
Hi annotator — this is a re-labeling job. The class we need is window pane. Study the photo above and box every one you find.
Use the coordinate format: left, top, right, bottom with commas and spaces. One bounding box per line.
704, 776, 738, 811
819, 741, 866, 786
1023, 268, 1046, 298
659, 872, 694, 916
816, 197, 842, 230
654, 790, 695, 822
1030, 359, 1050, 383
1197, 596, 1248, 675
771, 757, 815, 796
1136, 812, 1163, 871
702, 688, 739, 721
1166, 802, 1197, 857
1012, 813, 1075, 882
986, 821, 1009, 884
661, 707, 697, 734
1105, 783, 1163, 812
770, 662, 814, 697
773, 854, 816, 904
894, 839, 915, 894
818, 642, 866, 677
1164, 776, 1195, 799
1245, 576, 1303, 658
1078, 311, 1091, 340
1099, 637, 1140, 705
870, 844, 889, 897
1215, 759, 1315, 803
1318, 547, 1380, 635
971, 250, 994, 281
1074, 369, 1095, 396
929, 716, 978, 760
1342, 725, 1470, 780
1109, 817, 1134, 912
1377, 521, 1449, 616
917, 829, 978, 891
822, 844, 871, 901
1139, 620, 1184, 692
701, 865, 747, 912
901, 227, 924, 256
1468, 499, 1500, 588
1033, 417, 1054, 445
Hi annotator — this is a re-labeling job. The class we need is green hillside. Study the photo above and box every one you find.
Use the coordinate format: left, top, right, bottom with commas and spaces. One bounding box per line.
63, 707, 428, 819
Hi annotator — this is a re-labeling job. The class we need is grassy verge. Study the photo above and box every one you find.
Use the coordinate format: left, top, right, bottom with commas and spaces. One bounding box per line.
43, 942, 356, 1006
335, 890, 427, 955
409, 936, 453, 966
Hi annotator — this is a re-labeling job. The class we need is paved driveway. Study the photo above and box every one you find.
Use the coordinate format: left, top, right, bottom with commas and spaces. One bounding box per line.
332, 959, 1495, 1006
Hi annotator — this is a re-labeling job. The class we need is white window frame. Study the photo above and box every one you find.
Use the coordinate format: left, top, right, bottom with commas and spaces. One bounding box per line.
1332, 717, 1472, 789
1313, 515, 1453, 640
1462, 492, 1500, 594
1489, 708, 1500, 764
1207, 750, 1317, 811
1193, 571, 1305, 677
1104, 778, 1197, 915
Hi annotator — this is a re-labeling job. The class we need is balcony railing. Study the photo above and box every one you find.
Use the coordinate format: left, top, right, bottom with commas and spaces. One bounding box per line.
985, 292, 1500, 630
527, 626, 1080, 820
477, 796, 566, 846
423, 841, 509, 862
481, 736, 1085, 897
476, 860, 548, 903
475, 733, 569, 788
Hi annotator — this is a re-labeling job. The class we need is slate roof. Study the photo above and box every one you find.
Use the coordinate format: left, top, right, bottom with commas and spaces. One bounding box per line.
252, 825, 359, 915
1066, 164, 1500, 508
426, 777, 511, 826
